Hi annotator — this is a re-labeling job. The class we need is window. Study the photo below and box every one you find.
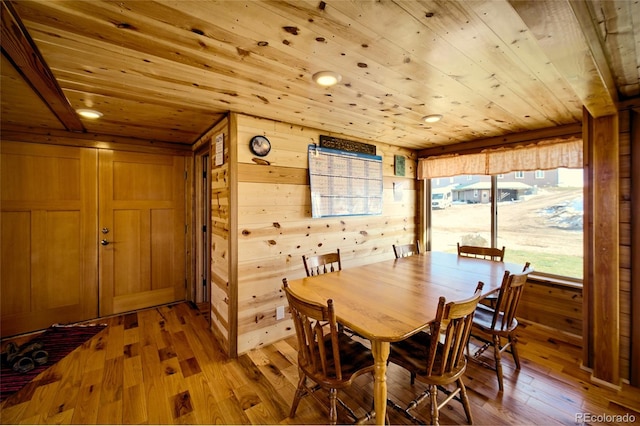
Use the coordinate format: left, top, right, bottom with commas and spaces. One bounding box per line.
420, 138, 583, 281
535, 170, 544, 179
431, 175, 490, 253
430, 167, 583, 280
497, 167, 583, 279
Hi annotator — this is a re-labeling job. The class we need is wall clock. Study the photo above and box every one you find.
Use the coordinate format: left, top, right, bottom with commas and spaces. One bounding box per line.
250, 135, 271, 157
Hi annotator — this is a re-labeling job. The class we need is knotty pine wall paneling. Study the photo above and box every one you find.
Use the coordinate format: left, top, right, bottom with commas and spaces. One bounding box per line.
618, 105, 634, 383
517, 280, 583, 338
234, 114, 418, 355
194, 117, 233, 356
630, 106, 640, 387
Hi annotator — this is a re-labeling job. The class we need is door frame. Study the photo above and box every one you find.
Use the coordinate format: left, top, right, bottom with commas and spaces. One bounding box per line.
193, 143, 212, 317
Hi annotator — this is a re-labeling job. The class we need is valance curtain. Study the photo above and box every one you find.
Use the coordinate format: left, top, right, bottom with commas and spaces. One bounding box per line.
417, 138, 583, 179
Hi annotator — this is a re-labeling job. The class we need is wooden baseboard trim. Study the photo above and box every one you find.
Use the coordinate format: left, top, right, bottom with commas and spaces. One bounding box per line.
590, 374, 622, 391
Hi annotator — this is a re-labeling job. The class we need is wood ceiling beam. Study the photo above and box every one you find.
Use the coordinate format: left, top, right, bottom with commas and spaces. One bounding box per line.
1, 125, 191, 155
417, 123, 582, 158
509, 0, 617, 118
1, 0, 84, 132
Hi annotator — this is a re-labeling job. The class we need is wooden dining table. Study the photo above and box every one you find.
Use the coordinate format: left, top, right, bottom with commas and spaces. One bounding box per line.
285, 250, 525, 424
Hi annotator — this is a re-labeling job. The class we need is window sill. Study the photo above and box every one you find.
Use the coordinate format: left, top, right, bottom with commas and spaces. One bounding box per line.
528, 273, 583, 289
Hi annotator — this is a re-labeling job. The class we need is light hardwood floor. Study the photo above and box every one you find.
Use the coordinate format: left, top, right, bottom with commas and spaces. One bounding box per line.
1, 302, 638, 425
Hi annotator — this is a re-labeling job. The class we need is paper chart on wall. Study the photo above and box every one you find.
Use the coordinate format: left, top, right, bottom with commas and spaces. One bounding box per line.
308, 145, 383, 218
215, 133, 224, 166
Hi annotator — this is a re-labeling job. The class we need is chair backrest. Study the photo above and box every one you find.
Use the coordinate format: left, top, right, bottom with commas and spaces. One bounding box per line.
457, 243, 505, 261
302, 249, 342, 277
426, 282, 484, 376
490, 266, 533, 331
282, 278, 344, 382
393, 241, 421, 258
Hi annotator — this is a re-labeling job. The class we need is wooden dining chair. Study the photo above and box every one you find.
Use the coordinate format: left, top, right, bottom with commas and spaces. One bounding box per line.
302, 249, 342, 277
457, 242, 505, 261
393, 241, 421, 258
282, 278, 376, 425
302, 249, 363, 339
468, 265, 533, 392
457, 242, 505, 308
387, 282, 484, 425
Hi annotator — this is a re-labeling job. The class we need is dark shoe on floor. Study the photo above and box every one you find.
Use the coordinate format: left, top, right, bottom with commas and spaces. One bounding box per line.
12, 356, 35, 374
8, 341, 44, 364
1, 342, 19, 366
31, 349, 48, 366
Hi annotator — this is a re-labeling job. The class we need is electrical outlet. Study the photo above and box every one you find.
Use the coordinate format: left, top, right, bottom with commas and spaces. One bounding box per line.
276, 305, 285, 320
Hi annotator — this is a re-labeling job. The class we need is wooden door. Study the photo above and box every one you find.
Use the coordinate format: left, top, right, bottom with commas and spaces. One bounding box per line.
1, 142, 98, 336
98, 150, 186, 315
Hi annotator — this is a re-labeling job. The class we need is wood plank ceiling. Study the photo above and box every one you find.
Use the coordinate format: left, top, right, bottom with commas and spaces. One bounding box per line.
1, 0, 638, 151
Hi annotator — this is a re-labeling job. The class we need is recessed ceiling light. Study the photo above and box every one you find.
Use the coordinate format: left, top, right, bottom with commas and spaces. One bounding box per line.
422, 114, 443, 123
312, 71, 342, 87
76, 108, 103, 119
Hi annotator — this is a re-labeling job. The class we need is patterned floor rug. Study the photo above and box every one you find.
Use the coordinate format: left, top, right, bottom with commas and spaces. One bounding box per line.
0, 323, 107, 402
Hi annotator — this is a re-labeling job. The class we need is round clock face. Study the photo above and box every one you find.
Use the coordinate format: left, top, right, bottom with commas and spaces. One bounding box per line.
250, 135, 271, 157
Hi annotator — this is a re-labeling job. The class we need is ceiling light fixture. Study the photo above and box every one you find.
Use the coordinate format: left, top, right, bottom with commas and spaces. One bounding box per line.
312, 71, 342, 87
76, 108, 103, 119
422, 114, 443, 123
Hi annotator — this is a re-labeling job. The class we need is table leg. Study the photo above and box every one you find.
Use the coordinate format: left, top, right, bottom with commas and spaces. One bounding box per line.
371, 340, 390, 425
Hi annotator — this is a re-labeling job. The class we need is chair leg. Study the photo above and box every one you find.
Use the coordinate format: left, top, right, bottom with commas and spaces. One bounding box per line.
509, 334, 521, 369
458, 378, 473, 424
328, 388, 338, 425
289, 373, 306, 418
429, 384, 439, 426
492, 334, 504, 392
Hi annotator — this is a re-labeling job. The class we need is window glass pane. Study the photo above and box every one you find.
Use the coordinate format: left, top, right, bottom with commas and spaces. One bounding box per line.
430, 168, 583, 280
430, 176, 491, 253
498, 168, 583, 279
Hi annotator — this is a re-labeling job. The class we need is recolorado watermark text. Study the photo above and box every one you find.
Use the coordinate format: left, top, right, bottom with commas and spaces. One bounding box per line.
575, 412, 636, 424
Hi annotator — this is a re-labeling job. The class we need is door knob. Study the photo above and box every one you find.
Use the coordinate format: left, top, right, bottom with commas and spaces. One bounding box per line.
100, 239, 110, 246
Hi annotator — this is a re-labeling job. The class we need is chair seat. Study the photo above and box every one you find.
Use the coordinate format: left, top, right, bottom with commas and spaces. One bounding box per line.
301, 331, 374, 389
389, 332, 467, 383
472, 304, 518, 334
